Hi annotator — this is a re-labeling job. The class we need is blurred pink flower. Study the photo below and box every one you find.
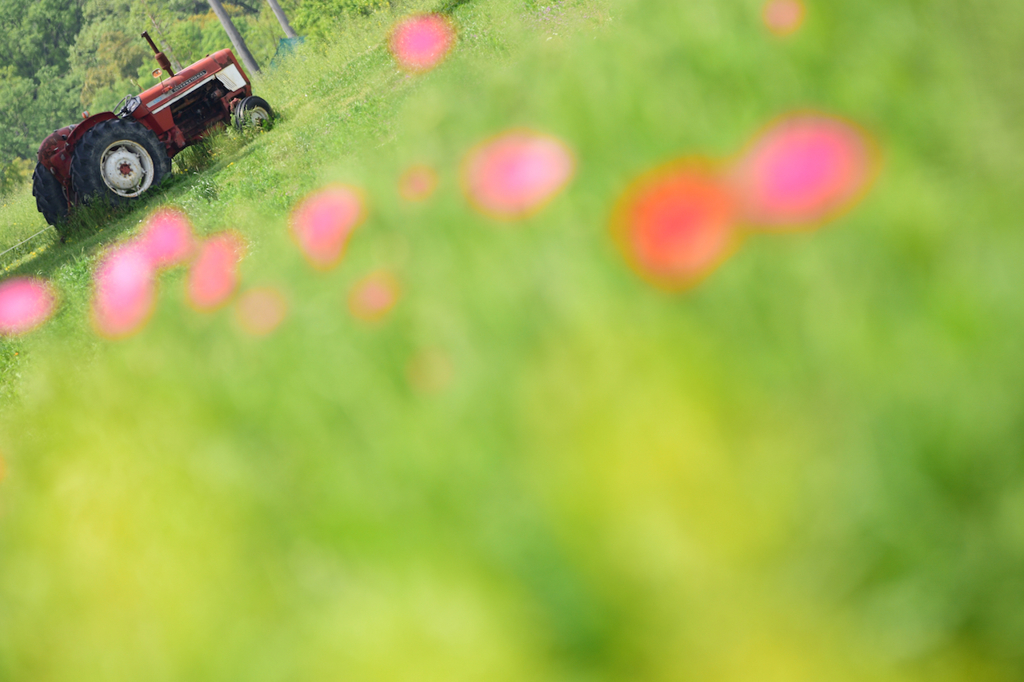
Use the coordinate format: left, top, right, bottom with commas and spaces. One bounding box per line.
138, 208, 195, 269
389, 14, 456, 72
730, 113, 878, 229
462, 130, 575, 220
187, 232, 245, 311
763, 0, 805, 36
349, 272, 400, 322
290, 185, 365, 270
399, 165, 439, 202
0, 277, 56, 336
235, 287, 288, 336
612, 162, 738, 290
92, 244, 157, 338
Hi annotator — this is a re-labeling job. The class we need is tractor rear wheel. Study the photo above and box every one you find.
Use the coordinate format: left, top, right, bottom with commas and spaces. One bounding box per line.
234, 96, 274, 129
31, 163, 69, 234
70, 118, 171, 206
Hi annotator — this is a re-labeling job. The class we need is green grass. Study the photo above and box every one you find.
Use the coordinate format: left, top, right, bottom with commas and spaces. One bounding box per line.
2, 0, 1024, 679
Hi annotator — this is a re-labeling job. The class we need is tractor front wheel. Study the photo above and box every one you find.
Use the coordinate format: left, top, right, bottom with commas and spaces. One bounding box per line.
234, 96, 274, 130
31, 163, 69, 236
70, 118, 171, 206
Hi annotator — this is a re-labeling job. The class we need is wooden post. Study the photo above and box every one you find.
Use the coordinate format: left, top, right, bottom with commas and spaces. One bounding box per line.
265, 0, 298, 39
206, 0, 261, 75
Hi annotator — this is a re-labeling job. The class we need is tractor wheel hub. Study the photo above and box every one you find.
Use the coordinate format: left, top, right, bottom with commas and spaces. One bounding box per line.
100, 141, 155, 197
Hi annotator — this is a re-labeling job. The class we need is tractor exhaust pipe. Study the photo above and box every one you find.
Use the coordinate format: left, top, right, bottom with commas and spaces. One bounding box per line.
141, 31, 175, 77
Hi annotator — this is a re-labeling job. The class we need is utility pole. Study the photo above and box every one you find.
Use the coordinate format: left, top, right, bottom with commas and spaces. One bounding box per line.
206, 0, 261, 76
265, 0, 298, 39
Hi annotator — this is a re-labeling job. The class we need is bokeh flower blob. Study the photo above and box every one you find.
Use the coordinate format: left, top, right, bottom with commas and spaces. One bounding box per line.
290, 185, 365, 270
389, 14, 455, 72
235, 287, 288, 337
399, 165, 439, 202
731, 114, 877, 229
0, 277, 56, 336
187, 232, 245, 312
763, 0, 805, 36
92, 245, 156, 339
349, 272, 400, 322
612, 163, 738, 290
463, 130, 575, 220
139, 208, 195, 269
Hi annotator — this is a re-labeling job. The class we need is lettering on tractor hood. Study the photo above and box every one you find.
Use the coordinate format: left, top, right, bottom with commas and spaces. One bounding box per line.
171, 70, 208, 94
147, 70, 210, 108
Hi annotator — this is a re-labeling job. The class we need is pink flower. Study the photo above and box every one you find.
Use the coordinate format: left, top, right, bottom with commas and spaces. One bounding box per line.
763, 0, 805, 37
138, 209, 195, 269
290, 185, 365, 271
389, 14, 456, 72
349, 272, 400, 321
611, 162, 738, 290
187, 232, 245, 311
462, 130, 575, 220
0, 277, 56, 336
92, 244, 157, 338
235, 287, 288, 336
730, 113, 878, 230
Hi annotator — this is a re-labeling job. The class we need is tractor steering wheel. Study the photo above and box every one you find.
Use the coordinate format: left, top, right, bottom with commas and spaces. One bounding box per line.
115, 95, 141, 118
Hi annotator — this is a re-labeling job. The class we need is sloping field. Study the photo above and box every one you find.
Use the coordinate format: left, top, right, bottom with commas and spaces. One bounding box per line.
2, 0, 1024, 679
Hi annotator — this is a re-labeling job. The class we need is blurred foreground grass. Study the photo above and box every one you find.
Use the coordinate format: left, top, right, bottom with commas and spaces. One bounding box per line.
2, 0, 1024, 679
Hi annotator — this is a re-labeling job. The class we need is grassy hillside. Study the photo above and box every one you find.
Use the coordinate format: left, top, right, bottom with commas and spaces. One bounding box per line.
3, 0, 1024, 680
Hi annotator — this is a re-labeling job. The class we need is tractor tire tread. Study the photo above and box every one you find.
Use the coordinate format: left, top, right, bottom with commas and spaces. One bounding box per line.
69, 118, 170, 207
31, 163, 69, 234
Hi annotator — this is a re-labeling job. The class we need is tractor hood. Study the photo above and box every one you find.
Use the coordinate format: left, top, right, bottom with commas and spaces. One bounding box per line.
136, 49, 249, 115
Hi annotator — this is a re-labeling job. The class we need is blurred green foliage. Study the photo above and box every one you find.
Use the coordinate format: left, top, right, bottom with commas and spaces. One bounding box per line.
0, 0, 84, 164
0, 158, 32, 199
2, 0, 1024, 680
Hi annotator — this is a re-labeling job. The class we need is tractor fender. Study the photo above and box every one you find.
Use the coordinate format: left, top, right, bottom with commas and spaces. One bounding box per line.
65, 112, 119, 150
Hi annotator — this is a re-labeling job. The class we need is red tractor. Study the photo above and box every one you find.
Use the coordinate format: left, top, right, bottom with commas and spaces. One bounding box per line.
33, 33, 273, 237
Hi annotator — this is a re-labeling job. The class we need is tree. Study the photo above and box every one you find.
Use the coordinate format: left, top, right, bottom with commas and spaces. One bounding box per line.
79, 31, 147, 106
0, 64, 80, 163
0, 0, 84, 168
0, 70, 38, 162
0, 0, 84, 79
